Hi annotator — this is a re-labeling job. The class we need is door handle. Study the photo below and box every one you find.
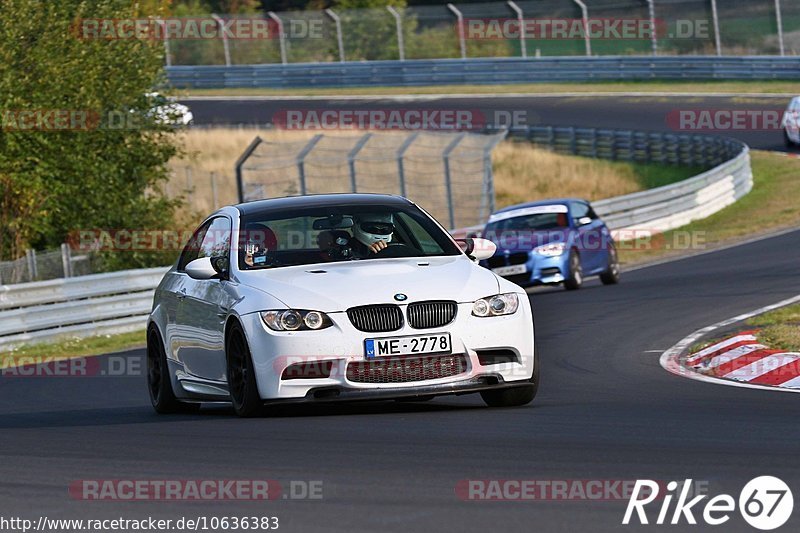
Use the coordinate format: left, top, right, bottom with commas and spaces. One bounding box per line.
177, 288, 187, 300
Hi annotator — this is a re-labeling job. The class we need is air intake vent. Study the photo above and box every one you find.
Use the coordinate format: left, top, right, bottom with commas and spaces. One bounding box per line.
407, 301, 457, 329
347, 304, 404, 333
347, 354, 468, 384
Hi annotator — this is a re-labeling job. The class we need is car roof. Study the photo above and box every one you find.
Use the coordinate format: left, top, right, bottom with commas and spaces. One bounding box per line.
234, 193, 414, 215
492, 198, 587, 215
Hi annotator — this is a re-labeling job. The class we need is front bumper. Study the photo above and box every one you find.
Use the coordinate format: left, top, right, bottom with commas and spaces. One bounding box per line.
239, 299, 535, 401
486, 252, 569, 287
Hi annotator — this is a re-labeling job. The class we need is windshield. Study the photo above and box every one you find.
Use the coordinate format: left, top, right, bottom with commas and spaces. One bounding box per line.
484, 209, 570, 235
238, 203, 461, 270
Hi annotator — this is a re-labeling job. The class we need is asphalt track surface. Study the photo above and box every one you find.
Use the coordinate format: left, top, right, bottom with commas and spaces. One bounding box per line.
181, 94, 795, 151
2, 228, 800, 532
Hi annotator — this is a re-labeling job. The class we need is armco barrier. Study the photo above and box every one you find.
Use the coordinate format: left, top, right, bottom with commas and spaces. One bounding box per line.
0, 267, 168, 349
166, 56, 800, 89
0, 127, 753, 349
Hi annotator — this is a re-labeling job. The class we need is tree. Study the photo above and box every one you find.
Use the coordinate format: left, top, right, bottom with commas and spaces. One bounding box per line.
0, 0, 181, 268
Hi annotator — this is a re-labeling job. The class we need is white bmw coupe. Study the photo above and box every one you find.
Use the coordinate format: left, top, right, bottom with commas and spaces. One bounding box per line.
147, 194, 538, 416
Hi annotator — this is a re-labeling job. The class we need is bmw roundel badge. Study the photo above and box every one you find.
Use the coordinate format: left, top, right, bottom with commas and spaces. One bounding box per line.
394, 293, 408, 302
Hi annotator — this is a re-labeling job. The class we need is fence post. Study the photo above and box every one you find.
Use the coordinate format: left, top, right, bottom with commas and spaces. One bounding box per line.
26, 249, 37, 282
268, 12, 288, 64
710, 0, 722, 56
396, 132, 419, 197
210, 171, 219, 209
481, 130, 508, 222
443, 133, 466, 229
447, 4, 467, 59
296, 134, 324, 196
572, 0, 592, 56
507, 1, 526, 58
387, 6, 405, 61
646, 0, 658, 56
185, 166, 194, 205
347, 133, 372, 192
775, 0, 785, 56
325, 9, 345, 62
212, 14, 232, 66
60, 243, 72, 278
156, 19, 171, 66
235, 136, 264, 203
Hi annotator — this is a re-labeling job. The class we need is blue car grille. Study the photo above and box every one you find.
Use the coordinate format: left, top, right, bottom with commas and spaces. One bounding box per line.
487, 252, 529, 269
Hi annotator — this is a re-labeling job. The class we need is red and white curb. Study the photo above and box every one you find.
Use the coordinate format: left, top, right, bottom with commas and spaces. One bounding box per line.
661, 294, 800, 393
684, 332, 800, 389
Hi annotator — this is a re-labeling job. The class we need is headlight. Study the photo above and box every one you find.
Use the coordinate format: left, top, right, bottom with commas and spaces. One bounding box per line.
472, 293, 519, 317
260, 310, 332, 331
534, 242, 566, 256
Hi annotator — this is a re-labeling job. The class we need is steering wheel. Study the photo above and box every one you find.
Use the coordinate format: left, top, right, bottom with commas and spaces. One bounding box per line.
374, 243, 416, 258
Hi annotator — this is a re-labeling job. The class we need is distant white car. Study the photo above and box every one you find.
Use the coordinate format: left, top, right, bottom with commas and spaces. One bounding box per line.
146, 92, 192, 126
782, 96, 799, 147
147, 194, 539, 417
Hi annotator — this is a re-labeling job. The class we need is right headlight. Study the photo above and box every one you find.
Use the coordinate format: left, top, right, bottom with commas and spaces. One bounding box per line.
260, 309, 332, 331
472, 293, 519, 317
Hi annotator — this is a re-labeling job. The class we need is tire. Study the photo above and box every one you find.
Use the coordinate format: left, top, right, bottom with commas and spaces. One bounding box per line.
599, 245, 620, 285
784, 130, 795, 149
563, 250, 583, 291
147, 327, 200, 414
481, 345, 540, 408
226, 322, 262, 417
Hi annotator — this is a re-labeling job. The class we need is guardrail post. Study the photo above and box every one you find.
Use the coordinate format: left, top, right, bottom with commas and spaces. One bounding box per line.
396, 132, 419, 197
235, 136, 263, 203
387, 6, 405, 61
60, 243, 72, 278
568, 127, 577, 154
507, 1, 526, 58
710, 0, 722, 56
211, 14, 232, 66
25, 249, 37, 282
296, 134, 324, 196
268, 12, 288, 64
775, 0, 785, 56
325, 9, 345, 62
447, 4, 467, 59
443, 133, 466, 228
572, 0, 592, 56
347, 133, 372, 192
646, 0, 658, 55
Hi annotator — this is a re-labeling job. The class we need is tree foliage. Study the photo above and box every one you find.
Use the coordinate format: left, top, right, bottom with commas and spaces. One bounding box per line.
0, 0, 181, 267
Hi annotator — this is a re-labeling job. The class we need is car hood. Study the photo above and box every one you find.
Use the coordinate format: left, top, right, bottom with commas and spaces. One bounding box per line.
488, 228, 572, 253
236, 256, 500, 313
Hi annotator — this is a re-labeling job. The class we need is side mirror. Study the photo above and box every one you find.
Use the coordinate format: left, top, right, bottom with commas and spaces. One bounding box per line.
186, 257, 223, 280
456, 238, 496, 261
577, 216, 593, 226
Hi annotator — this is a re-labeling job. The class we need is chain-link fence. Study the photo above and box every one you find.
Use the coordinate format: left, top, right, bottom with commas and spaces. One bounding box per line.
166, 0, 797, 65
0, 245, 101, 285
236, 131, 507, 230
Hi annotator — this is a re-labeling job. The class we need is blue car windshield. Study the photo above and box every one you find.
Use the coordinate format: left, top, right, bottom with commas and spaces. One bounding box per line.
485, 212, 569, 234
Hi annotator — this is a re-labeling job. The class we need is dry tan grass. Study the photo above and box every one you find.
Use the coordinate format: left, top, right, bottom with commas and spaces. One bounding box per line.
168, 128, 652, 215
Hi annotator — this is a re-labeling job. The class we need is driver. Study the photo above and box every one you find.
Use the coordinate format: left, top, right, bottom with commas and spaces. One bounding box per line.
350, 213, 394, 258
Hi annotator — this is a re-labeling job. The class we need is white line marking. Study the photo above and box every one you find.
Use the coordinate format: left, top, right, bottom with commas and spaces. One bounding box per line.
660, 294, 800, 393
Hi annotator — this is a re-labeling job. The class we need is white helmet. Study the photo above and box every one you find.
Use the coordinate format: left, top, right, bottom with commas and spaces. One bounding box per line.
353, 213, 394, 247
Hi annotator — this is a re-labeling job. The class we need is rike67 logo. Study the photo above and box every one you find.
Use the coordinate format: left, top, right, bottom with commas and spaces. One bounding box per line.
623, 477, 793, 530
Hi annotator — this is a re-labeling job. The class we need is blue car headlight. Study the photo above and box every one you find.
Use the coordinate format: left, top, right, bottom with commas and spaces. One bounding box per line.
261, 310, 332, 331
534, 242, 566, 256
472, 293, 519, 317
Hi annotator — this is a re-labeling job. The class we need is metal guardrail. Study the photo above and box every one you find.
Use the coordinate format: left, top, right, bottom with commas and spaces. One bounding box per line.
166, 56, 800, 89
0, 267, 168, 349
0, 126, 753, 350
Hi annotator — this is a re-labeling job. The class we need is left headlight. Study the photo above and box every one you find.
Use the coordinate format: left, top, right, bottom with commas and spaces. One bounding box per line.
472, 293, 519, 317
260, 309, 333, 331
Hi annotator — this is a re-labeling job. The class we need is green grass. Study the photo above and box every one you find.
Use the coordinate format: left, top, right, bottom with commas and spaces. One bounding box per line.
181, 80, 800, 98
618, 151, 800, 265
631, 162, 707, 190
0, 330, 145, 369
747, 303, 800, 352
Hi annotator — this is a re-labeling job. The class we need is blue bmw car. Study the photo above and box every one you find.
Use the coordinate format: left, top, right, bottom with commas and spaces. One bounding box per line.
479, 198, 620, 290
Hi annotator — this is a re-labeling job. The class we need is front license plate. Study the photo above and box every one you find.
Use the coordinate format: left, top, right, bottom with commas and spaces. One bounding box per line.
365, 333, 452, 359
492, 264, 527, 276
